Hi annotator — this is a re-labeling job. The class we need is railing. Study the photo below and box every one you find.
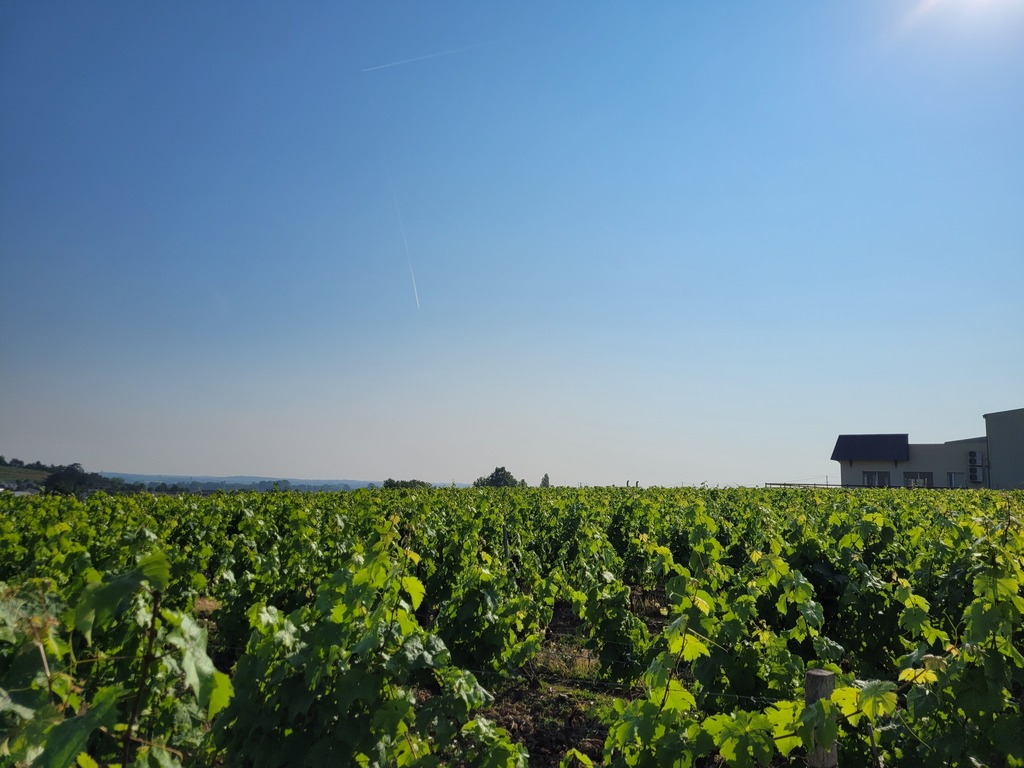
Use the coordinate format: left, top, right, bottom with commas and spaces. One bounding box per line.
763, 482, 842, 488
764, 482, 978, 489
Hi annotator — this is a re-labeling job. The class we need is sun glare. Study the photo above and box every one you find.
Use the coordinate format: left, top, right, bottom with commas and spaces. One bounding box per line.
902, 0, 1023, 28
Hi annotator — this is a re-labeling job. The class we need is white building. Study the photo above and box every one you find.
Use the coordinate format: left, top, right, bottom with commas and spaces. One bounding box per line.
831, 407, 1024, 490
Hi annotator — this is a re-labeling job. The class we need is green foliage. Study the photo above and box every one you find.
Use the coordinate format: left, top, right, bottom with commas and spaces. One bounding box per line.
0, 551, 230, 766
0, 486, 1021, 766
473, 467, 521, 488
212, 519, 525, 766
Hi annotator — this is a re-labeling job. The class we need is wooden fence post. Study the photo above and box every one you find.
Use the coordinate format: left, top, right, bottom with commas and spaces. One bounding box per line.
805, 669, 838, 767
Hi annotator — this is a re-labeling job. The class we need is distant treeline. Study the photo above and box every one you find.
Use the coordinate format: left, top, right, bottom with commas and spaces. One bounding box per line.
2, 457, 549, 495
46, 465, 146, 495
381, 479, 433, 489
0, 459, 147, 495
0, 456, 64, 472
0, 457, 353, 496
145, 479, 354, 493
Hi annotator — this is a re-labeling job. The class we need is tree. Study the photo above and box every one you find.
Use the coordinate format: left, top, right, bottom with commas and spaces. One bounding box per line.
472, 466, 520, 488
382, 479, 432, 490
44, 465, 89, 495
540, 473, 550, 488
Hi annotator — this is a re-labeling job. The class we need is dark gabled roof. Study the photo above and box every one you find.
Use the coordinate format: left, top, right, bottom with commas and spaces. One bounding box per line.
831, 434, 909, 462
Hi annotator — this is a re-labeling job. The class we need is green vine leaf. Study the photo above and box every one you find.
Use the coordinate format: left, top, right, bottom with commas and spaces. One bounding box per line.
764, 700, 802, 756
831, 686, 862, 727
658, 679, 697, 712
37, 686, 121, 768
702, 711, 774, 768
401, 575, 426, 610
857, 680, 898, 722
667, 632, 710, 662
136, 551, 171, 592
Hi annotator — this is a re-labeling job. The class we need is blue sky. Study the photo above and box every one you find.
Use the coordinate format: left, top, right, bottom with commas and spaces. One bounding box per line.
2, 1, 1022, 486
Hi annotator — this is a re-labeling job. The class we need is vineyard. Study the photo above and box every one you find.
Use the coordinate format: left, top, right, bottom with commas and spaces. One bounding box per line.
1, 486, 1022, 767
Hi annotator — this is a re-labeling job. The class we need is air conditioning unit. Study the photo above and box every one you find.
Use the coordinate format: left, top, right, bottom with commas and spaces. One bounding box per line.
969, 466, 985, 484
968, 451, 984, 466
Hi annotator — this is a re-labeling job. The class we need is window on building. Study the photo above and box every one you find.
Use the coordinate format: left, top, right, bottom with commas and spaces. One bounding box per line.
862, 471, 891, 487
947, 472, 966, 488
903, 471, 934, 488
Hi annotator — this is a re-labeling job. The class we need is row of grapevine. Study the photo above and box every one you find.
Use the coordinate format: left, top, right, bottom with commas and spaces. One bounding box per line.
2, 487, 1021, 766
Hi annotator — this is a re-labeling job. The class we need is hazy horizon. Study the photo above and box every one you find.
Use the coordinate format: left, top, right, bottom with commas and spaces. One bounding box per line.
2, 2, 1022, 487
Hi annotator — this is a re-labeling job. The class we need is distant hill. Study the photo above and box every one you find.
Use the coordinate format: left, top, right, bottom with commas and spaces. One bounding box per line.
102, 473, 377, 491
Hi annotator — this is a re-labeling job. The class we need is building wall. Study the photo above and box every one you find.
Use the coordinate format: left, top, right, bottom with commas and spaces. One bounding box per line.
838, 439, 987, 488
985, 408, 1024, 490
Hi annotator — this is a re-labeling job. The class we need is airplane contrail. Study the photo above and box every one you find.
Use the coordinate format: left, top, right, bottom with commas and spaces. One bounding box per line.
361, 41, 497, 73
386, 171, 420, 309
